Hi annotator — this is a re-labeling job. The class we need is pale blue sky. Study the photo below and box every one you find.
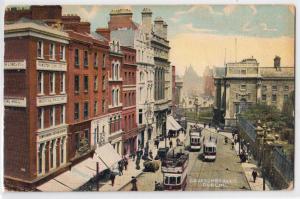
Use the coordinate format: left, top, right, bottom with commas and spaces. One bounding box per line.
61, 5, 295, 76
62, 5, 295, 38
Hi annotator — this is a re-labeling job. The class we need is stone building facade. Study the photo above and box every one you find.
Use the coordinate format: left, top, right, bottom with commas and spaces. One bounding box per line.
213, 56, 294, 126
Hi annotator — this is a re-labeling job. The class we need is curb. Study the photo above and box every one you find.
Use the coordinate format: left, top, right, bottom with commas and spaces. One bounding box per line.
117, 170, 144, 191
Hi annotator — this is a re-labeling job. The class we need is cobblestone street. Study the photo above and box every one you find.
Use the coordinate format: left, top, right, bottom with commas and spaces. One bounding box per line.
121, 123, 250, 191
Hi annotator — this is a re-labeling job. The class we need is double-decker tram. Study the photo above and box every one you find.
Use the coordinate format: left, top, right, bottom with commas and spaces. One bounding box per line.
161, 147, 189, 191
203, 136, 217, 161
189, 125, 203, 151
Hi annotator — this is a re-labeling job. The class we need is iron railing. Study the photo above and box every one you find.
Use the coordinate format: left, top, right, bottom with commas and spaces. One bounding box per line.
272, 147, 294, 182
237, 116, 256, 142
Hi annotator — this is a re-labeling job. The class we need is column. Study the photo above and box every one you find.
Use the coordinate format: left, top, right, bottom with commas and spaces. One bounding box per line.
220, 81, 225, 110
56, 138, 61, 168
53, 139, 57, 169
225, 81, 231, 125
213, 80, 218, 108
256, 80, 262, 103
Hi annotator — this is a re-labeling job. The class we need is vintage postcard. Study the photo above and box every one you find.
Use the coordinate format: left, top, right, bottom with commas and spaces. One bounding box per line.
3, 4, 295, 192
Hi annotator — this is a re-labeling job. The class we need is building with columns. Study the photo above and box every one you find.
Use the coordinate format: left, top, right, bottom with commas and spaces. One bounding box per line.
152, 17, 172, 138
213, 56, 294, 126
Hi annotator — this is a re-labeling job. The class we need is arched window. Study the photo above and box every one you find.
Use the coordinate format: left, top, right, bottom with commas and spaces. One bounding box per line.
116, 89, 119, 106
140, 71, 144, 82
112, 89, 115, 106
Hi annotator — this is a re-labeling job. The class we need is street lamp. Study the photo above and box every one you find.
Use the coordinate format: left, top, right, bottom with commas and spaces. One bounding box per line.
261, 125, 271, 191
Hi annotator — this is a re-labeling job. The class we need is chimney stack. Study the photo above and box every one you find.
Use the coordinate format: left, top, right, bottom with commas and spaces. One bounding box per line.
141, 8, 152, 34
154, 17, 164, 38
274, 55, 281, 70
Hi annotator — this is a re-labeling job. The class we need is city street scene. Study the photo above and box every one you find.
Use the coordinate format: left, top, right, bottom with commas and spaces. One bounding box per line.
3, 5, 295, 192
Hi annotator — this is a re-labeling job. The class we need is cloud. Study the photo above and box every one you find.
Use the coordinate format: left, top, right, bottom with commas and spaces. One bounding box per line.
182, 23, 216, 33
242, 21, 253, 32
63, 6, 101, 22
170, 5, 223, 23
249, 5, 257, 15
223, 5, 237, 16
260, 23, 278, 32
288, 5, 295, 16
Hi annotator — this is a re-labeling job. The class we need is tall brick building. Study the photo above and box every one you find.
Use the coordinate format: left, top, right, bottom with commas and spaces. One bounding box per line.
4, 7, 70, 189
3, 6, 118, 191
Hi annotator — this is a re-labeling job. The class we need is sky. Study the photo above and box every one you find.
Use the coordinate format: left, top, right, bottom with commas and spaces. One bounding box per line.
62, 5, 295, 76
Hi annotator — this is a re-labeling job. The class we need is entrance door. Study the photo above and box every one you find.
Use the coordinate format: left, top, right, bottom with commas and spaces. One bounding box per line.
239, 98, 248, 113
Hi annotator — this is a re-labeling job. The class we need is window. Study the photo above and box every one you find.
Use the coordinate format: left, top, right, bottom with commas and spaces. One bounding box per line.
84, 51, 88, 67
60, 73, 65, 93
112, 90, 115, 106
38, 144, 43, 174
74, 103, 79, 120
94, 52, 98, 68
272, 94, 277, 102
84, 102, 89, 119
284, 85, 289, 91
60, 105, 65, 124
49, 73, 55, 94
75, 49, 79, 67
38, 108, 44, 129
84, 76, 89, 92
241, 69, 246, 75
61, 138, 65, 163
102, 99, 105, 113
75, 133, 80, 150
116, 89, 119, 106
284, 94, 289, 101
50, 141, 54, 168
74, 75, 80, 93
262, 85, 267, 91
236, 93, 239, 100
37, 72, 44, 94
94, 101, 98, 115
262, 94, 267, 101
240, 84, 246, 91
37, 41, 43, 58
272, 85, 277, 91
84, 129, 89, 142
94, 75, 98, 91
176, 177, 181, 184
139, 109, 143, 124
60, 45, 65, 61
49, 43, 55, 60
50, 106, 55, 126
102, 54, 106, 68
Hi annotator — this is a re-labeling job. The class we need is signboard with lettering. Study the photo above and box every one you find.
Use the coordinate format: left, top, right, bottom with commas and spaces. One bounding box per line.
4, 60, 26, 70
4, 97, 27, 107
36, 60, 67, 71
37, 95, 67, 106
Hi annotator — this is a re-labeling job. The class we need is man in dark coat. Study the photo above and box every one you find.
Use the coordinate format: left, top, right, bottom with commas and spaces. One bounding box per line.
110, 172, 116, 186
252, 170, 258, 183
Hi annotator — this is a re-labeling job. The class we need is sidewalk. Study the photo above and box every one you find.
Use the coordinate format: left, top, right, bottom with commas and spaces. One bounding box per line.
216, 130, 272, 191
98, 131, 187, 192
98, 158, 144, 191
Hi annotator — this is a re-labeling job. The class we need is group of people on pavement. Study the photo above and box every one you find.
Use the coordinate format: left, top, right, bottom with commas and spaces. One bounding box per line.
110, 156, 129, 187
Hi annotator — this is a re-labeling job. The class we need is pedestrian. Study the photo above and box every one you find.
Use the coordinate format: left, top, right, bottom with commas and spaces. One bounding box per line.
252, 170, 257, 183
169, 140, 173, 148
132, 152, 136, 161
208, 123, 211, 128
131, 176, 138, 191
155, 139, 159, 149
149, 150, 153, 159
124, 157, 128, 170
110, 172, 116, 186
118, 161, 123, 176
176, 138, 180, 146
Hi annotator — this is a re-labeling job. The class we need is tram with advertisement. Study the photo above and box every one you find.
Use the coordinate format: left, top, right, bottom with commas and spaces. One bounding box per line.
189, 124, 203, 151
203, 135, 217, 161
161, 147, 189, 191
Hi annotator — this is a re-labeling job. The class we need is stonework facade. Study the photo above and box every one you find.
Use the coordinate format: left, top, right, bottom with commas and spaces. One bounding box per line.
213, 57, 294, 126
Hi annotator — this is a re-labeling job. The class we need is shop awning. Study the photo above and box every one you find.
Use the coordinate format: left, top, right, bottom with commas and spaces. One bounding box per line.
167, 115, 182, 131
37, 178, 72, 192
37, 156, 107, 192
94, 143, 122, 169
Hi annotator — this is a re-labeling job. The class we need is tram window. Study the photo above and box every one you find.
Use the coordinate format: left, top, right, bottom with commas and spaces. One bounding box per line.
169, 177, 176, 185
164, 177, 168, 184
176, 176, 181, 184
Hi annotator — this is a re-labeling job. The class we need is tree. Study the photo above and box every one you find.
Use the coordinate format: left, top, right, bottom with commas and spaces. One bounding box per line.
282, 91, 295, 128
